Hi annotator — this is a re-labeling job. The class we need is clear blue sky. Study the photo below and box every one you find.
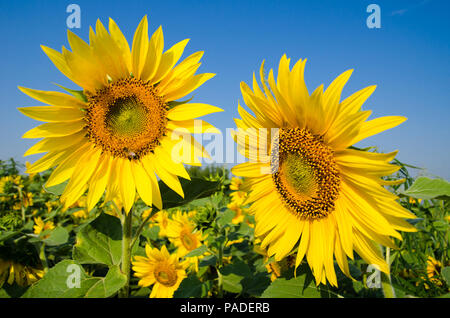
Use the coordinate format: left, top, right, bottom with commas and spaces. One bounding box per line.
1, 0, 449, 179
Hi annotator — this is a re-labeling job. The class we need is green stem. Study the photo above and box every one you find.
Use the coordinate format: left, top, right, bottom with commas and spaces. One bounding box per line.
16, 186, 26, 222
130, 213, 153, 249
380, 246, 396, 298
118, 209, 133, 298
35, 242, 49, 273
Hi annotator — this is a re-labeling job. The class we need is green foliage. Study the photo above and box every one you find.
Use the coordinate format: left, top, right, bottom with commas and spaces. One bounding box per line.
401, 177, 450, 200
0, 158, 449, 298
22, 260, 126, 298
72, 213, 122, 266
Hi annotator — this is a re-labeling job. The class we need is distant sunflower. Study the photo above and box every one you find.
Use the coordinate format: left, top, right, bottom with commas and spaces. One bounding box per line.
166, 210, 204, 271
151, 210, 170, 237
232, 55, 417, 286
33, 216, 55, 238
0, 259, 44, 287
426, 256, 443, 286
132, 244, 186, 298
19, 16, 222, 213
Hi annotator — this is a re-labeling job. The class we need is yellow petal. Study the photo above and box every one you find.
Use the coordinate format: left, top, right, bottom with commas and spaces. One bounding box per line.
87, 154, 112, 211
26, 144, 81, 173
149, 156, 184, 198
351, 116, 407, 145
22, 120, 85, 138
163, 73, 215, 102
18, 106, 84, 122
18, 87, 86, 108
141, 158, 162, 209
24, 130, 86, 156
131, 161, 153, 207
61, 147, 101, 208
108, 18, 132, 73
40, 45, 73, 80
45, 143, 90, 187
131, 16, 149, 79
167, 103, 223, 121
150, 39, 189, 85
167, 119, 220, 134
119, 159, 136, 214
140, 25, 164, 82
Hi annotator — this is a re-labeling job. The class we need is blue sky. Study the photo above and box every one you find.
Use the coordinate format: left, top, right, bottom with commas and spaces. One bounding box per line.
0, 0, 449, 179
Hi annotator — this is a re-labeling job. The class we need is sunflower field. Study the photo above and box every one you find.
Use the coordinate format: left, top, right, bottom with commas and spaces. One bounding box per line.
0, 157, 449, 299
1, 15, 449, 301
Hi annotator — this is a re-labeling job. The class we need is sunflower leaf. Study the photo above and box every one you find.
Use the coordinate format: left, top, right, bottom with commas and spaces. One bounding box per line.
173, 274, 212, 298
22, 260, 126, 298
72, 213, 122, 266
42, 226, 69, 246
158, 177, 221, 210
261, 276, 323, 298
184, 245, 208, 258
442, 267, 450, 285
401, 177, 450, 200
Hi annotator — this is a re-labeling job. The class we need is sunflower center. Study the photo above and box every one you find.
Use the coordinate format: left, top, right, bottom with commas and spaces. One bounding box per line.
272, 128, 340, 220
85, 78, 168, 160
154, 264, 178, 287
180, 230, 197, 251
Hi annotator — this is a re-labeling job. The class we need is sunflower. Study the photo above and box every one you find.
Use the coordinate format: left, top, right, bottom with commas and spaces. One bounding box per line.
150, 210, 171, 237
231, 55, 417, 286
19, 16, 222, 213
0, 259, 44, 287
166, 210, 205, 271
33, 216, 55, 238
132, 244, 186, 298
426, 256, 443, 286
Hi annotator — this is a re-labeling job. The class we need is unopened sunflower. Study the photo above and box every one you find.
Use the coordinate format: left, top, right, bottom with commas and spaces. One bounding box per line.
132, 244, 186, 298
232, 55, 417, 286
19, 16, 222, 213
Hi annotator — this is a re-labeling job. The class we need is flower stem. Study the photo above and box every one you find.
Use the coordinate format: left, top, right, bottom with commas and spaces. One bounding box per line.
118, 209, 133, 298
379, 246, 396, 298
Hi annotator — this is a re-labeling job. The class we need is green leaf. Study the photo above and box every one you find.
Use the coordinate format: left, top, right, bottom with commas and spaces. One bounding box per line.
173, 275, 211, 298
82, 266, 127, 298
158, 177, 221, 210
261, 276, 322, 298
43, 226, 69, 246
43, 181, 67, 196
0, 230, 19, 242
184, 245, 208, 258
401, 177, 450, 200
441, 266, 450, 285
141, 225, 160, 241
216, 209, 235, 228
432, 220, 449, 232
241, 272, 271, 296
72, 213, 122, 266
22, 260, 126, 298
220, 260, 251, 294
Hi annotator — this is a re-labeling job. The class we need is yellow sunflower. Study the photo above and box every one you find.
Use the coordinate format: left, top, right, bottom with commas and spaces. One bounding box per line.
0, 259, 44, 287
426, 256, 443, 286
19, 16, 222, 213
166, 210, 205, 271
151, 210, 171, 237
231, 55, 417, 286
33, 216, 55, 238
132, 244, 186, 298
